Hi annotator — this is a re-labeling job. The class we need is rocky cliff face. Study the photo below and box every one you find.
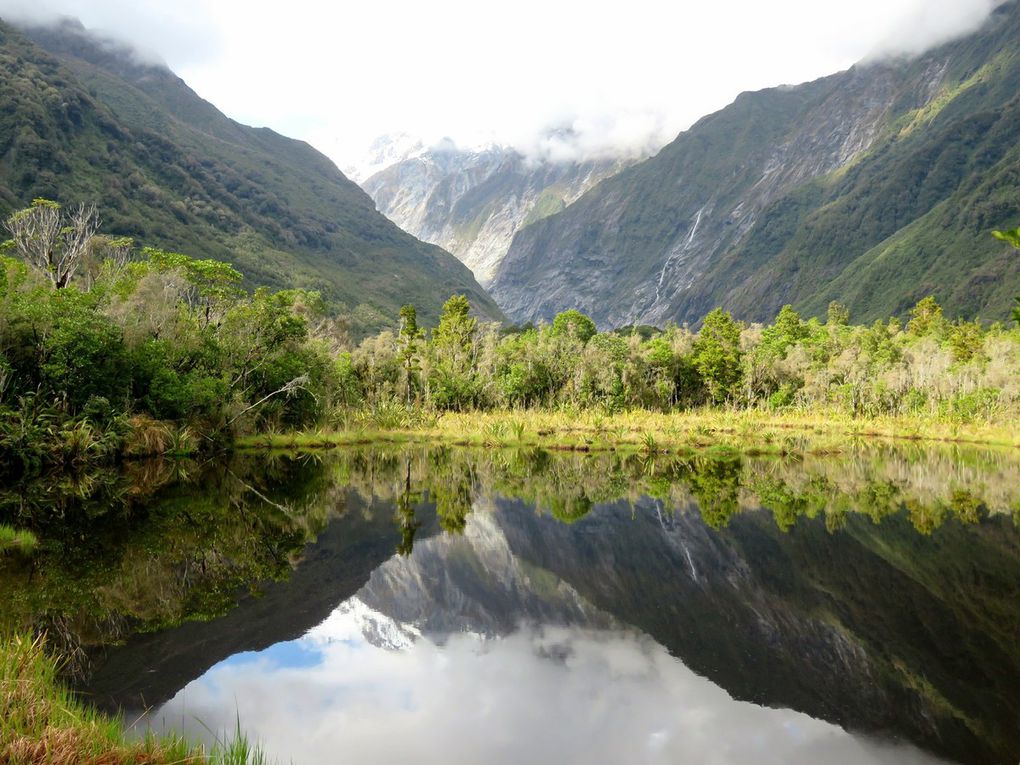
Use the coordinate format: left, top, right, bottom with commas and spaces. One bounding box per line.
362, 143, 633, 285
490, 1, 1020, 327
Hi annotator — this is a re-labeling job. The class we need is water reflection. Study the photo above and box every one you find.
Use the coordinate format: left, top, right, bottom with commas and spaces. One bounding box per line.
153, 613, 949, 765
3, 443, 1020, 763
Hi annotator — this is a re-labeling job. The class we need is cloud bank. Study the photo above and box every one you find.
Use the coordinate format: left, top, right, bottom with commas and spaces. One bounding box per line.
0, 0, 219, 67
0, 0, 1009, 170
869, 0, 1007, 59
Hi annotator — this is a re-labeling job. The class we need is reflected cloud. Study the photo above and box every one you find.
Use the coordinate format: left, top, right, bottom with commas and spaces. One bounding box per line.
149, 608, 949, 765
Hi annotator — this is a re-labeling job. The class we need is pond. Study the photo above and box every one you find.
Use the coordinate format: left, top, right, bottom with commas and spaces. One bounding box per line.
3, 444, 1020, 764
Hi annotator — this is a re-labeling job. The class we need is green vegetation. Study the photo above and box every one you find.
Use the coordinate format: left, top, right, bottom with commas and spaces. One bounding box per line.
2, 193, 1018, 477
0, 20, 499, 335
992, 225, 1020, 325
239, 408, 1020, 455
0, 525, 37, 556
0, 200, 350, 476
0, 633, 270, 764
324, 298, 1020, 438
521, 188, 567, 227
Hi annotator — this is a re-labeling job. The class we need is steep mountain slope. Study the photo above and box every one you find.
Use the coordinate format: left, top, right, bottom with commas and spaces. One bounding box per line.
0, 19, 501, 333
491, 2, 1020, 327
362, 142, 633, 284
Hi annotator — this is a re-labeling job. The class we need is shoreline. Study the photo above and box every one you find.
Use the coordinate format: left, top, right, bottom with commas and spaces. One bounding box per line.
233, 408, 1020, 455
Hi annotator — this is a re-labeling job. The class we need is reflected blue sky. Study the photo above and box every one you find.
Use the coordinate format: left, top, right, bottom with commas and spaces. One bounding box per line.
148, 598, 951, 765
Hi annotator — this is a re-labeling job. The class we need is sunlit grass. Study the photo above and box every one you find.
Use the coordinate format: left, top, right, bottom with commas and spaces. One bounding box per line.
235, 406, 1020, 455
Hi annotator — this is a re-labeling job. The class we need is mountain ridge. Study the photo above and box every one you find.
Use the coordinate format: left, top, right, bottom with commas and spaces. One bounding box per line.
489, 2, 1020, 327
0, 18, 502, 334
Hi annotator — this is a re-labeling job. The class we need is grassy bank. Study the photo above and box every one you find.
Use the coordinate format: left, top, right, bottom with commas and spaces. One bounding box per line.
235, 407, 1020, 455
0, 634, 269, 765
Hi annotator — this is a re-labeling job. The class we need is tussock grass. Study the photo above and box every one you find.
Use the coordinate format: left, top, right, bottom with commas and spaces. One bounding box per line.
235, 406, 1020, 455
0, 525, 37, 556
0, 634, 271, 764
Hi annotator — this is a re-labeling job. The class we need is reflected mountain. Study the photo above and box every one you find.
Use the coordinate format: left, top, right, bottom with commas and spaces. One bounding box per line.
5, 444, 1020, 764
486, 497, 1020, 765
331, 488, 1020, 764
80, 491, 441, 713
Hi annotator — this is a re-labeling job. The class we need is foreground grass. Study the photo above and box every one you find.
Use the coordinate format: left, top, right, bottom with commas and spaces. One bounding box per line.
0, 634, 270, 765
236, 407, 1020, 455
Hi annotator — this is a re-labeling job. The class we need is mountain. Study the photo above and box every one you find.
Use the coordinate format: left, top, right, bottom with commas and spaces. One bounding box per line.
490, 2, 1020, 327
343, 132, 426, 184
361, 140, 634, 284
0, 19, 501, 334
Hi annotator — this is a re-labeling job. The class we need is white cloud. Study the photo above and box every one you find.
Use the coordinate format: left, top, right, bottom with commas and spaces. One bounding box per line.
147, 620, 951, 765
0, 0, 220, 66
0, 0, 1006, 168
868, 0, 1006, 59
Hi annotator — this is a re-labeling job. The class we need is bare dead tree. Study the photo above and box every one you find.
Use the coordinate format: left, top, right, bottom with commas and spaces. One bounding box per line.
225, 374, 314, 427
4, 200, 100, 288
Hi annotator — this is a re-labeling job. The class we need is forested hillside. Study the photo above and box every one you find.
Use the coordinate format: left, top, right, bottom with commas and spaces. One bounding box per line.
0, 19, 501, 333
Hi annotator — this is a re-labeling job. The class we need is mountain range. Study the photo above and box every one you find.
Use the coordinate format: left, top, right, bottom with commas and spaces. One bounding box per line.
0, 19, 501, 334
5, 5, 1020, 336
483, 1, 1020, 327
361, 139, 635, 285
346, 2, 1020, 328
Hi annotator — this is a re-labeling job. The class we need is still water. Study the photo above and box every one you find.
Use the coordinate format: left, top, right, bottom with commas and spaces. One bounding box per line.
4, 445, 1020, 764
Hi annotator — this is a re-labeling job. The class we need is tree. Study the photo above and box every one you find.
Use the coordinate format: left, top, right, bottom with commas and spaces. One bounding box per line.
692, 308, 742, 404
398, 304, 423, 404
991, 227, 1020, 250
433, 294, 476, 358
826, 301, 850, 327
757, 305, 808, 361
906, 296, 946, 337
81, 235, 134, 291
3, 199, 100, 288
551, 309, 597, 342
143, 247, 243, 324
429, 295, 479, 409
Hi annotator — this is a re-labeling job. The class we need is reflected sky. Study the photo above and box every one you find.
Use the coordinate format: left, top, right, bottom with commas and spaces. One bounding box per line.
148, 600, 951, 765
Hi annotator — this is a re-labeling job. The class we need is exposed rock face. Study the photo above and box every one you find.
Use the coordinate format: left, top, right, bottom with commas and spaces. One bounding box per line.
490, 1, 1020, 327
362, 144, 633, 285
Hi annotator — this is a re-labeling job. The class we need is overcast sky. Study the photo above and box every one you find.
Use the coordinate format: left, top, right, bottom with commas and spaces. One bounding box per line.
0, 0, 1005, 171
